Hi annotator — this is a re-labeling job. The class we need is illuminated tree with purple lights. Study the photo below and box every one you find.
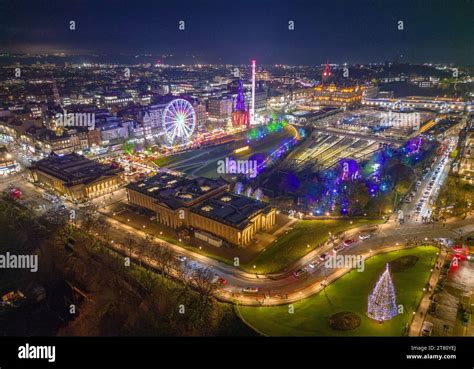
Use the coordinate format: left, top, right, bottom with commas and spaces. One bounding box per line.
367, 264, 398, 322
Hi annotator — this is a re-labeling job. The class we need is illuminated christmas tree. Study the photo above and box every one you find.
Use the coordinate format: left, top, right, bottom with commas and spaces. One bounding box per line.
367, 264, 398, 322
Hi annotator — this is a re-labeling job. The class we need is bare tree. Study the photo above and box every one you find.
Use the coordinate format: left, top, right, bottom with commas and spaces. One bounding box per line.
151, 242, 174, 279
80, 205, 98, 233
190, 267, 218, 321
124, 233, 138, 261
173, 259, 193, 304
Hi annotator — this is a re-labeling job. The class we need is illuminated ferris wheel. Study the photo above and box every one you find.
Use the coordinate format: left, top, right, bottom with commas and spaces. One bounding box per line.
162, 98, 196, 145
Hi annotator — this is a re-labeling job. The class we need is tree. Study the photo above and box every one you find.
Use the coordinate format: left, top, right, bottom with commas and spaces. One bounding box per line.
190, 268, 218, 321
152, 242, 174, 279
367, 264, 398, 322
122, 140, 135, 155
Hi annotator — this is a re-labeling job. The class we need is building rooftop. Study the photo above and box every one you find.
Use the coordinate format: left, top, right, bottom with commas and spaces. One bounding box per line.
191, 192, 271, 230
0, 146, 15, 165
126, 172, 228, 210
30, 152, 123, 186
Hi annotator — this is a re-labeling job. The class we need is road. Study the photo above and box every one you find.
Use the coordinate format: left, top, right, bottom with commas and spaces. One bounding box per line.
4, 172, 473, 310
401, 136, 457, 224
97, 204, 474, 306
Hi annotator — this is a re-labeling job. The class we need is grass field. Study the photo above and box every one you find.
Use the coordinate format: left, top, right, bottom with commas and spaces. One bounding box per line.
242, 218, 383, 274
238, 246, 438, 336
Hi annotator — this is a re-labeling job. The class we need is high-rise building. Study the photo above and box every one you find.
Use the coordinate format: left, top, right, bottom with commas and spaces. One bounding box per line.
208, 97, 233, 120
193, 103, 207, 132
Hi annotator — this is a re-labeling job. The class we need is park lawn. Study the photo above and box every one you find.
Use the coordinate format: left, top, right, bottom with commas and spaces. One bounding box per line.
154, 156, 170, 166
242, 218, 383, 274
238, 246, 438, 336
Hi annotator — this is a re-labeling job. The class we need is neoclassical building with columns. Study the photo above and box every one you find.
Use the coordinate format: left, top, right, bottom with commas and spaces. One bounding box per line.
126, 171, 276, 247
29, 152, 124, 201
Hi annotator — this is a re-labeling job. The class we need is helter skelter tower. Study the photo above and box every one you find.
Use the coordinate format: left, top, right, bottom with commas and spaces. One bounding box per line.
232, 80, 249, 127
367, 264, 398, 322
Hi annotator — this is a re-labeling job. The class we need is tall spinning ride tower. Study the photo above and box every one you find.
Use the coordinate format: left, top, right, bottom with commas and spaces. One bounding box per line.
250, 59, 256, 125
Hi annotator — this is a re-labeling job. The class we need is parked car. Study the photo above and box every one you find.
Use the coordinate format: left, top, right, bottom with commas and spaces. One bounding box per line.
421, 321, 434, 336
242, 287, 259, 293
343, 239, 355, 247
333, 244, 345, 253
308, 259, 322, 269
216, 277, 228, 285
359, 233, 370, 240
212, 275, 227, 285
319, 253, 329, 261
293, 268, 307, 278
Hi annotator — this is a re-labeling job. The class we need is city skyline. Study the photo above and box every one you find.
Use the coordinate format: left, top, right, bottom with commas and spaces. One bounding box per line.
0, 1, 473, 368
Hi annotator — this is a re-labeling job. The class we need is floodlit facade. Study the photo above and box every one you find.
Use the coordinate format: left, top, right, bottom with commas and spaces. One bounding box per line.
28, 153, 124, 201
126, 172, 276, 246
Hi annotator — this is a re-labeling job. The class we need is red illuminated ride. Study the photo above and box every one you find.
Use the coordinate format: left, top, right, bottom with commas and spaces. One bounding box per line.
452, 245, 469, 261
9, 187, 22, 200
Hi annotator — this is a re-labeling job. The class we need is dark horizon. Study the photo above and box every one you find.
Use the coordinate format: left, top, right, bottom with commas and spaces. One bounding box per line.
1, 0, 473, 65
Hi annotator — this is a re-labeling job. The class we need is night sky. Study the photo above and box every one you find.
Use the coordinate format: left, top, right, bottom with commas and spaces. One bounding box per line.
0, 0, 473, 64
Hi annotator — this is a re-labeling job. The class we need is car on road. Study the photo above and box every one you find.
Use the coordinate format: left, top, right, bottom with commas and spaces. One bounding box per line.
242, 287, 259, 293
343, 239, 355, 247
308, 259, 322, 269
293, 268, 307, 278
212, 275, 227, 285
216, 277, 227, 285
319, 253, 329, 261
421, 321, 434, 336
174, 255, 187, 262
333, 244, 345, 254
359, 233, 370, 240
